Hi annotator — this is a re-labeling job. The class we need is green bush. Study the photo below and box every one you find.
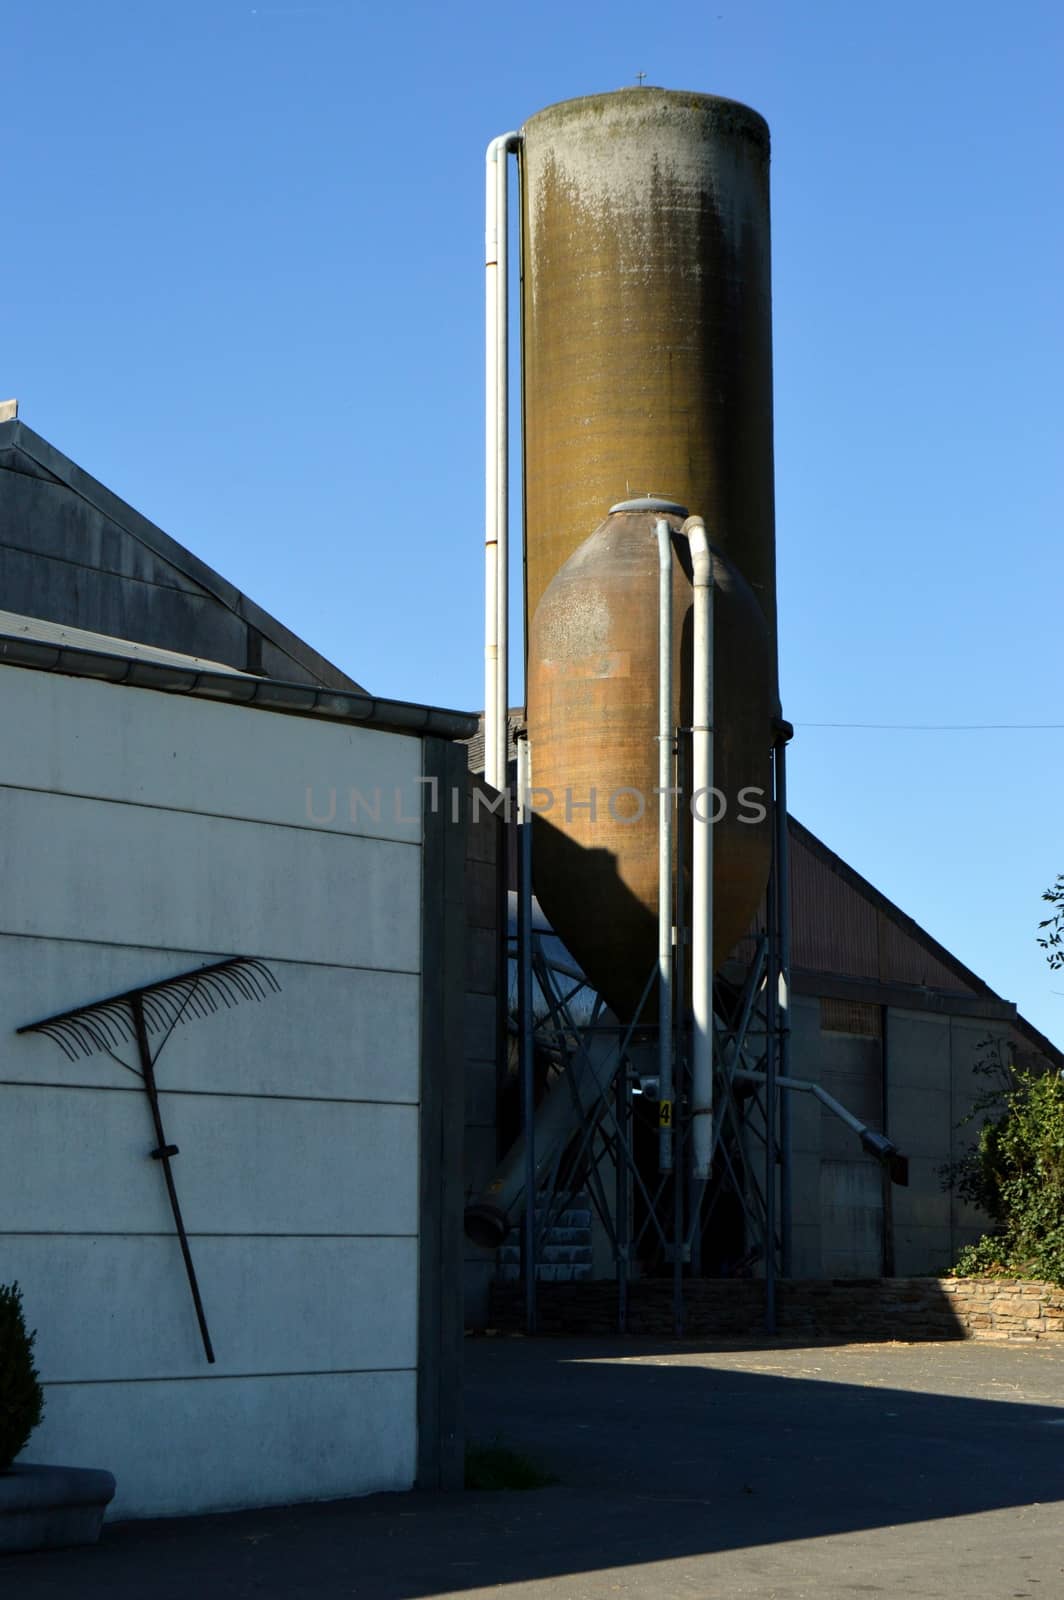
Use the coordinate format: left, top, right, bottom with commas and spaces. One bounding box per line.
947, 1065, 1064, 1286
0, 1282, 45, 1470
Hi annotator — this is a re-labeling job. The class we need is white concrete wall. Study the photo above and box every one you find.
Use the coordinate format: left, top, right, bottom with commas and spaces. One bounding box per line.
0, 665, 426, 1518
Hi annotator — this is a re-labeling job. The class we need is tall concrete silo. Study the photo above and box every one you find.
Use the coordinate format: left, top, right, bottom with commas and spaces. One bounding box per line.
520, 87, 779, 1020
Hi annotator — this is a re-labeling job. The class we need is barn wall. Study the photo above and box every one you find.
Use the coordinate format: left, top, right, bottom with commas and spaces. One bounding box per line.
0, 664, 432, 1518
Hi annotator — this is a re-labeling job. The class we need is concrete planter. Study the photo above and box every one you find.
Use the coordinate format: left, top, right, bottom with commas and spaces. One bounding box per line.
0, 1463, 115, 1553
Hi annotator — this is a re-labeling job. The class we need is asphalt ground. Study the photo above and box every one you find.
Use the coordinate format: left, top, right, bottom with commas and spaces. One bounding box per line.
5, 1335, 1064, 1599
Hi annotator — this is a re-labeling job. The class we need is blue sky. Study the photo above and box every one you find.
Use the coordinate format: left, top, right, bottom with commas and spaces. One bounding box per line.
4, 1, 1062, 1044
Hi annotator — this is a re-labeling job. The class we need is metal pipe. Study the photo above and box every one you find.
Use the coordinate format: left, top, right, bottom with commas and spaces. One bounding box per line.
656, 516, 674, 1172
774, 728, 793, 1275
616, 1062, 630, 1334
516, 731, 536, 1333
685, 517, 715, 1182
734, 1068, 909, 1180
463, 1033, 623, 1248
484, 146, 499, 784
484, 132, 520, 791
765, 788, 779, 1335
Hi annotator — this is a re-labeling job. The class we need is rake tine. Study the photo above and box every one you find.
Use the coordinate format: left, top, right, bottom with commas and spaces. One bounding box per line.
194, 979, 225, 1012
71, 1022, 100, 1058
140, 991, 174, 1032
205, 972, 243, 1008
38, 1022, 82, 1063
217, 968, 255, 1004
215, 965, 252, 1002
251, 960, 282, 994
82, 1016, 118, 1055
237, 966, 265, 996
227, 953, 262, 992
19, 956, 280, 1065
94, 1004, 134, 1049
182, 987, 212, 1021
213, 966, 243, 996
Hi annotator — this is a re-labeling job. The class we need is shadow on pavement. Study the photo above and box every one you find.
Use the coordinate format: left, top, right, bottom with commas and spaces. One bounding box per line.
5, 1336, 1064, 1599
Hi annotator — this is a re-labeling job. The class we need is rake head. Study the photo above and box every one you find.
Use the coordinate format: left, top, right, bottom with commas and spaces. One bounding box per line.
17, 957, 280, 1062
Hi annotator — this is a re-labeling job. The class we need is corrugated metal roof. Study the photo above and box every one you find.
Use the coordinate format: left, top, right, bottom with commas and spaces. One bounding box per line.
0, 609, 480, 741
0, 418, 367, 693
789, 818, 986, 997
0, 608, 252, 677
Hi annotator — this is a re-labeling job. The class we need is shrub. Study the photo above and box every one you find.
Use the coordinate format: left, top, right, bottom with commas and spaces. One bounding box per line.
0, 1282, 45, 1470
946, 1058, 1064, 1287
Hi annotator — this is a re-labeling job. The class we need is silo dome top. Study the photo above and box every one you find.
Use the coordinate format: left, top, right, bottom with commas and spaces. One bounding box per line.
609, 496, 688, 517
521, 87, 770, 154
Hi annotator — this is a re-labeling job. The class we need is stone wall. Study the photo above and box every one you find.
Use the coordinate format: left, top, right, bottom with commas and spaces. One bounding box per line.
489, 1277, 1064, 1343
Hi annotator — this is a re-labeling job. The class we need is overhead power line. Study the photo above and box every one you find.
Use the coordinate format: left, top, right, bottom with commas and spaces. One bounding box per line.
796, 722, 1064, 731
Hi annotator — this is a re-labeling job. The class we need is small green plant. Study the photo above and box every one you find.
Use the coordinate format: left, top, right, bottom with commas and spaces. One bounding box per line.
943, 1047, 1064, 1287
464, 1438, 558, 1491
0, 1282, 45, 1470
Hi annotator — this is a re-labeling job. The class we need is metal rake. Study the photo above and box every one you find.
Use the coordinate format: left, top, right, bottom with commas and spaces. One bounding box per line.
18, 956, 281, 1363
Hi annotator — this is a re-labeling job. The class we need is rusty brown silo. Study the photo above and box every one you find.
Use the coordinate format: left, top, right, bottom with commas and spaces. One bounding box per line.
520, 88, 779, 1020
520, 88, 777, 668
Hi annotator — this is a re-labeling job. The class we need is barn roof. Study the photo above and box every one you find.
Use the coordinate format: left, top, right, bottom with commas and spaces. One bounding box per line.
0, 416, 365, 692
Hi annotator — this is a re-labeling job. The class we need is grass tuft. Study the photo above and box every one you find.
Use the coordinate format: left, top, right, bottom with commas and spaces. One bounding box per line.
464, 1438, 558, 1491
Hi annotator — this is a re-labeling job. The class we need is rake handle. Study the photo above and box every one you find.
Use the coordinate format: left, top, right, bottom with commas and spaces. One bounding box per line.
132, 997, 216, 1364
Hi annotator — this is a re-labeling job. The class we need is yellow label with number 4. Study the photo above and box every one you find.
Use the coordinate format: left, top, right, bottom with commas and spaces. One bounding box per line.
659, 1099, 673, 1129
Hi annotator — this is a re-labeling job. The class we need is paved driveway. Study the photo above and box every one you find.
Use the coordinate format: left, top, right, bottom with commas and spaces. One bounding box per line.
6, 1336, 1064, 1598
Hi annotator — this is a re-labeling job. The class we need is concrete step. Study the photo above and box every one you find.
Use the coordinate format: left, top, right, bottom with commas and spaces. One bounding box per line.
545, 1210, 592, 1230
496, 1262, 593, 1284
498, 1243, 593, 1267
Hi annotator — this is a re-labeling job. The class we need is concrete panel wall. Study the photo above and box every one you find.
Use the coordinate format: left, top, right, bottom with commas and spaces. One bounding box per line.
785, 996, 824, 1276
0, 664, 426, 1517
787, 999, 886, 1277
32, 1373, 416, 1519
887, 1009, 954, 1273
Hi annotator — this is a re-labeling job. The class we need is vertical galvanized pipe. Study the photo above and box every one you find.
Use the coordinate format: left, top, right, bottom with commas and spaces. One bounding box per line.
686, 518, 715, 1183
483, 142, 499, 788
484, 132, 520, 791
674, 724, 688, 1332
764, 744, 780, 1334
516, 730, 537, 1333
775, 730, 793, 1278
616, 1064, 630, 1334
656, 517, 674, 1173
493, 141, 510, 791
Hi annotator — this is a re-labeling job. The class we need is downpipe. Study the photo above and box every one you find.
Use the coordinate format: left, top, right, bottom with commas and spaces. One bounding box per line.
484, 131, 521, 791
685, 516, 715, 1181
656, 517, 675, 1173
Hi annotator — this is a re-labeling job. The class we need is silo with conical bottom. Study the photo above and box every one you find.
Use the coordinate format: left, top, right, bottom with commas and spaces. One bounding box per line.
520, 87, 779, 1016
